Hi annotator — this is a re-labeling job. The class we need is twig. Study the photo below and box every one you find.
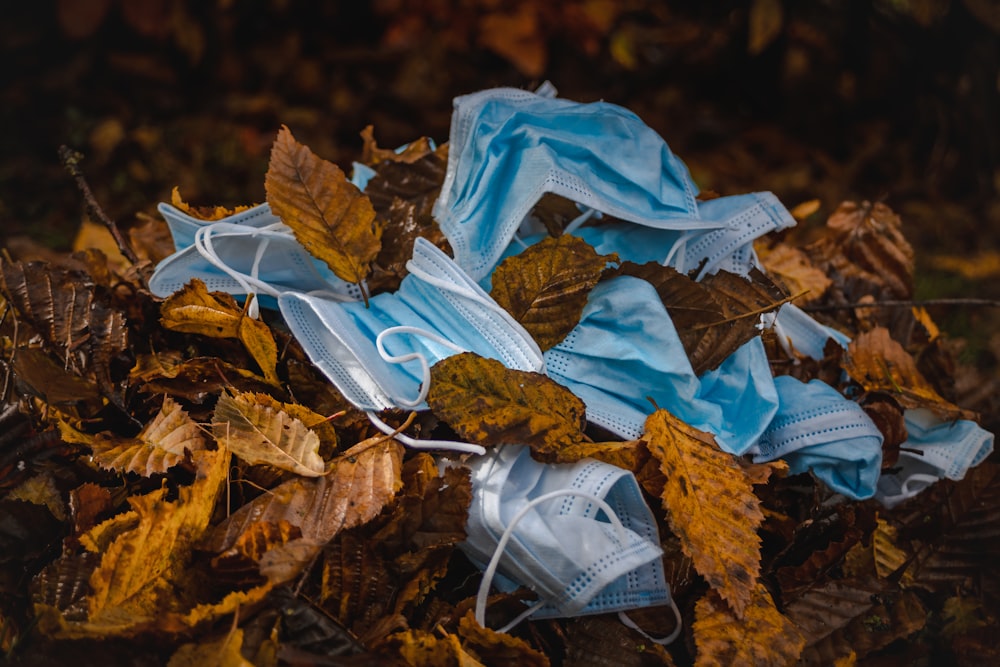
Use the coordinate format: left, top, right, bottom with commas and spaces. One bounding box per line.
802, 298, 1000, 312
58, 145, 140, 266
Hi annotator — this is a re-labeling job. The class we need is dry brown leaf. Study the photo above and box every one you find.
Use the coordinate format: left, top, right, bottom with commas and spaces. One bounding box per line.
427, 352, 586, 460
360, 125, 438, 166
872, 517, 911, 580
694, 583, 806, 666
58, 397, 206, 476
562, 613, 677, 666
491, 235, 615, 351
387, 627, 486, 667
644, 409, 762, 617
212, 391, 325, 477
170, 186, 254, 221
265, 125, 381, 293
478, 4, 546, 78
842, 327, 972, 420
167, 627, 255, 667
756, 241, 832, 304
457, 610, 550, 666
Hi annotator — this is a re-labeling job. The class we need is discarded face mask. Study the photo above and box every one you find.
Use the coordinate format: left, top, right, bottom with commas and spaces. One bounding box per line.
434, 86, 730, 280
751, 375, 884, 500
279, 237, 543, 452
875, 408, 994, 508
772, 302, 851, 361
544, 275, 778, 455
457, 444, 673, 628
149, 220, 363, 318
157, 201, 283, 252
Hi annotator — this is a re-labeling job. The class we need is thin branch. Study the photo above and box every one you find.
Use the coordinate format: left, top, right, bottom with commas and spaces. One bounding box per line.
802, 298, 1000, 312
58, 145, 140, 266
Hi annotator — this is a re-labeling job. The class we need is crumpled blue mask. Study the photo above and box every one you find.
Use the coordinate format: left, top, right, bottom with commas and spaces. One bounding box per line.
279, 237, 543, 415
875, 408, 994, 508
458, 444, 670, 620
434, 87, 727, 280
544, 275, 778, 455
751, 375, 884, 499
158, 201, 282, 252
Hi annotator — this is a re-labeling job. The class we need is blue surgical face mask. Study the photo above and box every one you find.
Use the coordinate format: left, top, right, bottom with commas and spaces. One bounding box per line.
752, 375, 883, 500
158, 201, 283, 252
875, 408, 994, 508
544, 276, 778, 455
456, 444, 670, 621
279, 237, 544, 414
149, 221, 363, 317
433, 87, 728, 280
772, 303, 850, 361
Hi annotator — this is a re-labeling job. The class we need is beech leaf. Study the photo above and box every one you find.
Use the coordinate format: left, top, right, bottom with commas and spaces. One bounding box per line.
490, 235, 615, 350
644, 409, 763, 617
265, 125, 382, 292
755, 240, 832, 304
458, 610, 550, 667
694, 583, 806, 667
58, 396, 207, 475
167, 627, 255, 667
212, 390, 325, 477
170, 186, 253, 221
427, 352, 586, 458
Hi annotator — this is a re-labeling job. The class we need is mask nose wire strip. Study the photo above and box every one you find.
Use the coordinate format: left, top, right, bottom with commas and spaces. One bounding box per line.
474, 489, 632, 631
364, 411, 486, 456
375, 325, 468, 408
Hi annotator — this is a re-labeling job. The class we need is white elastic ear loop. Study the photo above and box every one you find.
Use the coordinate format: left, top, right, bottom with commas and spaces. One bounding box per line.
901, 472, 940, 498
561, 207, 598, 235
662, 229, 695, 274
618, 600, 683, 646
404, 262, 511, 320
474, 489, 631, 632
364, 410, 486, 456
375, 326, 468, 408
194, 224, 284, 319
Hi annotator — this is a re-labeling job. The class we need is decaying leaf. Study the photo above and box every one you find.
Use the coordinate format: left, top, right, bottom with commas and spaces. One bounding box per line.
457, 610, 550, 667
694, 583, 805, 666
170, 186, 254, 221
427, 352, 586, 459
7, 471, 67, 521
491, 235, 615, 351
644, 409, 762, 617
842, 327, 972, 420
386, 626, 485, 667
265, 125, 382, 293
212, 391, 325, 477
360, 125, 437, 165
872, 517, 911, 580
563, 614, 677, 666
160, 279, 279, 384
168, 626, 255, 667
755, 241, 832, 304
58, 396, 206, 475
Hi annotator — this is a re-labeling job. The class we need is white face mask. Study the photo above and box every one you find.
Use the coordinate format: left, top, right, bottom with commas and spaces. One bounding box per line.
455, 445, 670, 621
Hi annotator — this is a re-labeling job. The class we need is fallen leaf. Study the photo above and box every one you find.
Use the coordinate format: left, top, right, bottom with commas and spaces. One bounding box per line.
387, 627, 485, 667
491, 235, 615, 351
478, 4, 547, 78
872, 518, 910, 580
563, 613, 677, 666
170, 186, 254, 221
644, 409, 762, 617
457, 610, 550, 666
694, 583, 805, 666
756, 241, 832, 304
212, 390, 326, 477
748, 0, 784, 55
265, 125, 382, 294
427, 352, 586, 459
168, 627, 255, 667
7, 471, 67, 521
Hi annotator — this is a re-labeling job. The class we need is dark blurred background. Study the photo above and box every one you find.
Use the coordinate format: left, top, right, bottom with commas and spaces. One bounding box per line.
1, 0, 998, 421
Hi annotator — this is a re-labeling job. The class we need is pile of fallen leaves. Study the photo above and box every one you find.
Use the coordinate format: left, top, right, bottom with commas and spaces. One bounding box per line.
0, 124, 996, 667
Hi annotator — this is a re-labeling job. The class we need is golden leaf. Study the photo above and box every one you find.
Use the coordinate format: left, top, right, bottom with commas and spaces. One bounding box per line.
59, 397, 206, 475
457, 610, 550, 667
842, 327, 972, 420
872, 517, 911, 580
694, 583, 805, 667
175, 583, 274, 629
212, 390, 325, 477
490, 235, 614, 351
387, 628, 486, 667
929, 250, 1000, 280
427, 352, 586, 459
360, 125, 437, 165
755, 241, 832, 304
170, 186, 253, 221
7, 471, 67, 521
265, 125, 382, 291
160, 279, 279, 384
167, 627, 255, 667
644, 409, 762, 617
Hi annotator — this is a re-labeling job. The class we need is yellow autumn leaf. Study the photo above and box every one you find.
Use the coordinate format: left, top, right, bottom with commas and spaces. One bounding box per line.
427, 352, 586, 459
265, 125, 382, 293
171, 186, 253, 221
160, 278, 279, 384
59, 396, 207, 475
212, 390, 325, 477
458, 611, 550, 667
168, 626, 255, 667
842, 327, 972, 420
872, 517, 911, 580
7, 471, 67, 520
644, 409, 762, 617
694, 583, 806, 667
490, 235, 615, 351
388, 627, 486, 667
755, 241, 832, 304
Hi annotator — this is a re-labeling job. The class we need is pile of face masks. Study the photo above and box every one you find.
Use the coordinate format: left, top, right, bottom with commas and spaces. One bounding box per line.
148, 84, 993, 635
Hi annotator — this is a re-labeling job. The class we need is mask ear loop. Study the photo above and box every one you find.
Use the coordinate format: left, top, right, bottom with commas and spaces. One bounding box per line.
617, 602, 683, 646
375, 325, 469, 408
474, 489, 632, 632
194, 223, 286, 319
662, 229, 696, 274
561, 207, 598, 235
364, 410, 486, 455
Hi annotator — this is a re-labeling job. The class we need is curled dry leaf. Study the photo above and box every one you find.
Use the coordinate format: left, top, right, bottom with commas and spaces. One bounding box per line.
212, 391, 325, 477
58, 396, 206, 476
170, 186, 254, 221
427, 352, 586, 459
755, 240, 832, 304
265, 125, 382, 294
644, 409, 762, 618
694, 583, 805, 667
490, 235, 615, 351
457, 610, 550, 667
